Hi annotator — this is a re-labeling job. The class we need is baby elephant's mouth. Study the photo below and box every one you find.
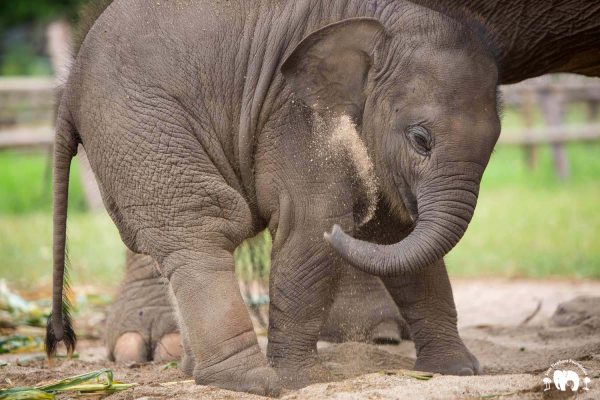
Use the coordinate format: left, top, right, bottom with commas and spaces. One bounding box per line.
399, 188, 419, 223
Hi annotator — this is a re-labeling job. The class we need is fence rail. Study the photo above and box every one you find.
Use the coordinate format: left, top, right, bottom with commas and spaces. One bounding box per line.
497, 75, 600, 179
1, 74, 599, 187
0, 78, 55, 129
500, 124, 600, 145
0, 126, 54, 149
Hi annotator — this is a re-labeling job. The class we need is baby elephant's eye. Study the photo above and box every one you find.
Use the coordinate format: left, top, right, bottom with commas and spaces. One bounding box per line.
406, 125, 432, 155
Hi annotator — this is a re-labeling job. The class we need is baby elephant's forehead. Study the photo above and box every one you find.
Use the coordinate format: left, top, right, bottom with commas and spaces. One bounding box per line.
407, 44, 497, 89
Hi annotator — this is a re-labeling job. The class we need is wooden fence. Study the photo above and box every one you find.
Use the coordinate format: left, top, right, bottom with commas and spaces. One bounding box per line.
500, 75, 600, 180
1, 74, 599, 209
0, 76, 104, 211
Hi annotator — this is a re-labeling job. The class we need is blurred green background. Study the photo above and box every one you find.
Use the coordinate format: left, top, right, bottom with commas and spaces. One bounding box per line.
0, 1, 86, 76
0, 1, 599, 291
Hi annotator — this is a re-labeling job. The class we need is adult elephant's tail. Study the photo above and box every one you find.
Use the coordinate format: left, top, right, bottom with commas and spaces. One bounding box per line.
45, 111, 79, 358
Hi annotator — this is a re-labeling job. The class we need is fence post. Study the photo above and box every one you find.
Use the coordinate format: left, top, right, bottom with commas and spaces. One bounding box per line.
538, 87, 569, 181
589, 100, 599, 121
521, 89, 537, 169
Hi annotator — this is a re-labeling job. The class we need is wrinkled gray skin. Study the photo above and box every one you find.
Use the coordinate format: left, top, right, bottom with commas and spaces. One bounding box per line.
102, 0, 600, 361
48, 0, 549, 395
413, 0, 600, 82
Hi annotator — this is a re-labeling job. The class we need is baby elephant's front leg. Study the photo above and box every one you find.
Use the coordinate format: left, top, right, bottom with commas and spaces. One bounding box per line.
383, 260, 481, 376
267, 207, 352, 389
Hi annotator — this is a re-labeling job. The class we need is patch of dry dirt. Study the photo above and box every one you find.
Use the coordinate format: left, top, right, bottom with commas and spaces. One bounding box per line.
2, 280, 599, 399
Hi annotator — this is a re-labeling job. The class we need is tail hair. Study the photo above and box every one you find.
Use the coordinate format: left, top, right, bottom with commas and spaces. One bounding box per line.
45, 298, 77, 357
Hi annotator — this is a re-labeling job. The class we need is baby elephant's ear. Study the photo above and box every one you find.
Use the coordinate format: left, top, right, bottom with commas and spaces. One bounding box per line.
281, 18, 386, 121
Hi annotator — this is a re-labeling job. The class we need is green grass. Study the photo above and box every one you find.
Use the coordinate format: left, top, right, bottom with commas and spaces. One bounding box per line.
0, 150, 87, 214
0, 150, 122, 289
447, 141, 600, 278
0, 138, 599, 289
0, 213, 123, 289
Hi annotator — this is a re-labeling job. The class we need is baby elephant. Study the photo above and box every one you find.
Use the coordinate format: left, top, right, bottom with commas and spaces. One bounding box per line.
47, 0, 500, 395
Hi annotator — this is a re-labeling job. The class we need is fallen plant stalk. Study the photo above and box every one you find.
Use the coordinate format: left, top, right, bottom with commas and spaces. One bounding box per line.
0, 368, 136, 399
380, 369, 434, 380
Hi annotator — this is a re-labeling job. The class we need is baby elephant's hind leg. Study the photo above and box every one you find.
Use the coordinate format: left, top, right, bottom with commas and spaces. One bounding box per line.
162, 246, 280, 396
107, 250, 181, 363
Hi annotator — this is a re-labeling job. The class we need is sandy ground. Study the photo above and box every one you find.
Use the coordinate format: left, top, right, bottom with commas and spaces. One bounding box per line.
2, 279, 600, 399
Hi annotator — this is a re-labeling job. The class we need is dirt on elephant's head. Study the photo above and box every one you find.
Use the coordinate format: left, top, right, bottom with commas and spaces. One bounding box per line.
313, 114, 379, 226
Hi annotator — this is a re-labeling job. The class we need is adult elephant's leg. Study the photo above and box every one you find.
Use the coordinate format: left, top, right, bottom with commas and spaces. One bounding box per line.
107, 249, 181, 363
321, 265, 406, 344
382, 259, 481, 375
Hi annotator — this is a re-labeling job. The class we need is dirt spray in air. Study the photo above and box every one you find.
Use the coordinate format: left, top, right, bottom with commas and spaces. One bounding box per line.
312, 114, 379, 226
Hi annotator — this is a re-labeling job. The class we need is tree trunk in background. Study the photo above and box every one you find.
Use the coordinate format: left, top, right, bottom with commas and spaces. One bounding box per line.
522, 90, 538, 170
47, 20, 105, 212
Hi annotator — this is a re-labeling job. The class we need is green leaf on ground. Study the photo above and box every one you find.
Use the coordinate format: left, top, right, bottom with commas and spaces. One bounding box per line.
161, 361, 178, 370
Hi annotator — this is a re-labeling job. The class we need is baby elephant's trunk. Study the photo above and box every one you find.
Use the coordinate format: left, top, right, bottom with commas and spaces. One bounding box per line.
325, 167, 482, 276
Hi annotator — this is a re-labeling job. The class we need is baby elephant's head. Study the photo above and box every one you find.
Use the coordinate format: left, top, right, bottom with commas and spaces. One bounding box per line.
282, 6, 500, 276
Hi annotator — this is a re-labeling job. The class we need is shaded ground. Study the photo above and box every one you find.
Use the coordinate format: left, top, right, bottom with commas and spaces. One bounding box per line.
2, 279, 600, 399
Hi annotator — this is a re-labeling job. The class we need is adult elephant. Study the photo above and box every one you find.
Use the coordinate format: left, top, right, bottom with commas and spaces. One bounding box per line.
48, 0, 503, 395
415, 0, 600, 81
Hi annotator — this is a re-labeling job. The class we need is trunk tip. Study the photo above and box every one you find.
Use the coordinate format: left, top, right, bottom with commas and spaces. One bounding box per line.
324, 224, 343, 244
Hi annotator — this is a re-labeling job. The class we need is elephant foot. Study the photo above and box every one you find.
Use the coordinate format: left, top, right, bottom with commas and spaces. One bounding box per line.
107, 251, 181, 363
320, 317, 404, 344
194, 348, 281, 396
274, 359, 334, 389
370, 320, 403, 344
112, 332, 182, 363
321, 266, 407, 344
414, 341, 481, 376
